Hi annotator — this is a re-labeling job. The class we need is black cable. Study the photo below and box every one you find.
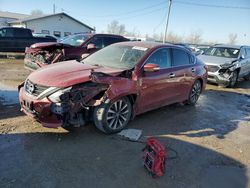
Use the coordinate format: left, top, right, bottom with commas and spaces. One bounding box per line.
110, 135, 179, 160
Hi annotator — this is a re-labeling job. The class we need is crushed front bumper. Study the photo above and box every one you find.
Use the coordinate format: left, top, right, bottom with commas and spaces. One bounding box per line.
24, 58, 41, 71
19, 86, 62, 128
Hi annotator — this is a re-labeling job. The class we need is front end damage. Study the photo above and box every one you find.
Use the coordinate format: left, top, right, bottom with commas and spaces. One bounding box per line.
207, 60, 239, 86
24, 44, 67, 71
19, 70, 136, 129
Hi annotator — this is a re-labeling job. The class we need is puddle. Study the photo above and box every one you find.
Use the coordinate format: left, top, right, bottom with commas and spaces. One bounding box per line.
0, 83, 18, 105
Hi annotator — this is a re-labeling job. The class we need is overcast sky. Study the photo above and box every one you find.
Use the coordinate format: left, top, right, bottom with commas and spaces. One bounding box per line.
0, 0, 250, 44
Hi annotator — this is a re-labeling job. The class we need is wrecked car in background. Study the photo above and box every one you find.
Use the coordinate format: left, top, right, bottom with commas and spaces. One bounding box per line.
198, 44, 250, 87
24, 33, 129, 71
19, 41, 207, 134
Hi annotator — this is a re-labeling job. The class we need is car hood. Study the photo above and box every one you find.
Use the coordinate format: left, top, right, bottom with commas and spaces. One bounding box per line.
198, 55, 237, 66
30, 42, 72, 49
28, 60, 125, 87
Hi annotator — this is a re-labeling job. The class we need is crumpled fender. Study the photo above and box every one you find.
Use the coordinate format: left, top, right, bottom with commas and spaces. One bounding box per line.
90, 71, 138, 101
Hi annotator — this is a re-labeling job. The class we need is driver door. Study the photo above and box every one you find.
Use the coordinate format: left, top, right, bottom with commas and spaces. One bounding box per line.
137, 47, 181, 114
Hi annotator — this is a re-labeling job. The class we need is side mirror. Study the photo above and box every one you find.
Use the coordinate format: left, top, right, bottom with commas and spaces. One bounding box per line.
144, 63, 160, 72
87, 43, 96, 50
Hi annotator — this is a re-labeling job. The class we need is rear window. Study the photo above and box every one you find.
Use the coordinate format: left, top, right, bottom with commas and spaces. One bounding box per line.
172, 48, 190, 66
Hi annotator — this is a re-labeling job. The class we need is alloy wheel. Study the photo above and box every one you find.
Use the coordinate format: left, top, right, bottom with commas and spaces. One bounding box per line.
106, 99, 130, 130
190, 81, 201, 104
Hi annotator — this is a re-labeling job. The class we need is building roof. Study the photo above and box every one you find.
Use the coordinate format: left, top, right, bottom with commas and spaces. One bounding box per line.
8, 12, 94, 31
0, 11, 29, 19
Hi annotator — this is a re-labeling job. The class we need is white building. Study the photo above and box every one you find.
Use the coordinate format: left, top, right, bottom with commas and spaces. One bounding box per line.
0, 11, 29, 27
1, 11, 94, 37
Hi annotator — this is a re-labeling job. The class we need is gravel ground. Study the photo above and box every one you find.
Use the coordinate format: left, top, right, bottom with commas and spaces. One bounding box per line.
0, 59, 250, 188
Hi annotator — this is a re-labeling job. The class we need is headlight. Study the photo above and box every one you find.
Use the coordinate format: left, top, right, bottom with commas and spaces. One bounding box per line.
48, 87, 72, 103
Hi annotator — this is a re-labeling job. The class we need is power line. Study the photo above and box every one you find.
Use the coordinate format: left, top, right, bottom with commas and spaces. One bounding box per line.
174, 0, 250, 10
60, 1, 166, 18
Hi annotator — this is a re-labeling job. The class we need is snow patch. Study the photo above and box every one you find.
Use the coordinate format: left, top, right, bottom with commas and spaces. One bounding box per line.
0, 83, 19, 105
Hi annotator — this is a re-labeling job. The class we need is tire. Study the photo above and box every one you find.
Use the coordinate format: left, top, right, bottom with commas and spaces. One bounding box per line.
186, 80, 202, 105
93, 97, 132, 134
228, 70, 238, 88
243, 72, 250, 81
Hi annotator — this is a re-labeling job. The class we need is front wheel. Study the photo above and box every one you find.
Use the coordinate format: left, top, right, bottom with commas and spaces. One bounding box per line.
228, 70, 238, 88
93, 97, 132, 134
186, 80, 202, 105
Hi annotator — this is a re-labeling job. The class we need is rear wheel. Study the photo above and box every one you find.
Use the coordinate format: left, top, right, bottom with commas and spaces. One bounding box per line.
186, 80, 202, 105
93, 97, 132, 134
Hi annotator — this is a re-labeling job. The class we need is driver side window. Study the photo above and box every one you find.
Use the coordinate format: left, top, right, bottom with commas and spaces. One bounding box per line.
146, 48, 171, 69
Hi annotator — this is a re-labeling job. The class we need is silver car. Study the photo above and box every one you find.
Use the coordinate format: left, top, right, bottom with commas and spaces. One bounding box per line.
198, 45, 250, 87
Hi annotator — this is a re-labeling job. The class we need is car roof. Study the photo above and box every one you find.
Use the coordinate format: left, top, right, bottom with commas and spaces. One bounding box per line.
214, 44, 249, 49
75, 33, 125, 38
114, 41, 181, 49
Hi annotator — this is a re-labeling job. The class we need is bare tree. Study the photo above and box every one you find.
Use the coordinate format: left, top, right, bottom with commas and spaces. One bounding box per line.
166, 31, 183, 43
186, 31, 203, 44
30, 9, 44, 16
107, 20, 126, 35
228, 33, 237, 44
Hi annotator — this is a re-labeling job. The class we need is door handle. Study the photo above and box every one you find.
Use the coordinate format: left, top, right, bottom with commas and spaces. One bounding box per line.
191, 68, 196, 72
169, 73, 175, 78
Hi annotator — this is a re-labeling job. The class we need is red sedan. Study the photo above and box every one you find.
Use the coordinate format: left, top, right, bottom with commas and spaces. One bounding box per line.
19, 41, 207, 134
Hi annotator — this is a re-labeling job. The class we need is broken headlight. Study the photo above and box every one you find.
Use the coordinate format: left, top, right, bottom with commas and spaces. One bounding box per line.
48, 87, 72, 103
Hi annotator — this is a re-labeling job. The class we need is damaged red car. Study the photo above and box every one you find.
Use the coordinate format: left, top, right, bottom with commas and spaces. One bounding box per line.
19, 41, 207, 134
24, 33, 129, 71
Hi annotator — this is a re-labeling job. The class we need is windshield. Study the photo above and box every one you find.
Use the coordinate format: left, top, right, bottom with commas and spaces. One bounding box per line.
83, 45, 149, 69
60, 34, 91, 46
203, 47, 239, 58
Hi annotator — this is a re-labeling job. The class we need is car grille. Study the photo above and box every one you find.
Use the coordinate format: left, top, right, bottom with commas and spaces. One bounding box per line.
207, 65, 220, 72
25, 79, 49, 97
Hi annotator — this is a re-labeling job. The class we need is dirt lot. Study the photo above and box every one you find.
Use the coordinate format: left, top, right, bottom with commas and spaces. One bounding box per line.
0, 59, 250, 188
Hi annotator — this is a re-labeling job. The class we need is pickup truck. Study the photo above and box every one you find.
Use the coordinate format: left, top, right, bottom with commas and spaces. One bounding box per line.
0, 27, 57, 52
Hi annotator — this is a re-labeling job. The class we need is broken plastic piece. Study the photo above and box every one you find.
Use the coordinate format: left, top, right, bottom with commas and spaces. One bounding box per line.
117, 129, 142, 141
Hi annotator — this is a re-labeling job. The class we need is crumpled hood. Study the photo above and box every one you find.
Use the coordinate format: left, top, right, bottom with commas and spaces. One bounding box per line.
30, 42, 72, 49
198, 55, 237, 66
28, 60, 124, 87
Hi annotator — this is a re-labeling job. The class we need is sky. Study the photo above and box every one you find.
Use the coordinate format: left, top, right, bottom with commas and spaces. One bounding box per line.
0, 0, 250, 44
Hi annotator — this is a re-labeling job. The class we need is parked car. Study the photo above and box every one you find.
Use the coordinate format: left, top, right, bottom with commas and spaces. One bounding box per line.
175, 43, 193, 52
198, 44, 250, 87
32, 33, 58, 40
0, 27, 56, 52
19, 41, 207, 134
24, 33, 129, 71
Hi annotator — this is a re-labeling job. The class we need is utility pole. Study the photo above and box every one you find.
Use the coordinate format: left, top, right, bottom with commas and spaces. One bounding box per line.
53, 3, 56, 14
163, 0, 172, 43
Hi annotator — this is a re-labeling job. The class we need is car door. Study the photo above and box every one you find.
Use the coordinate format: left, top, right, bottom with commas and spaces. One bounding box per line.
171, 47, 197, 101
137, 47, 182, 113
238, 47, 248, 77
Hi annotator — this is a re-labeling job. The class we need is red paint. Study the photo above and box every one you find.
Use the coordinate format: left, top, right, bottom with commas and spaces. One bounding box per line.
19, 42, 207, 128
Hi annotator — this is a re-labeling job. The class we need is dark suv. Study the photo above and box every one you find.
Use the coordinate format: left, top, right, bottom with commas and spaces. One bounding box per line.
24, 33, 129, 71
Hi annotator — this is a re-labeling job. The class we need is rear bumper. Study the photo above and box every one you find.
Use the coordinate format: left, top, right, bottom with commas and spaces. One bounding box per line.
19, 87, 62, 128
